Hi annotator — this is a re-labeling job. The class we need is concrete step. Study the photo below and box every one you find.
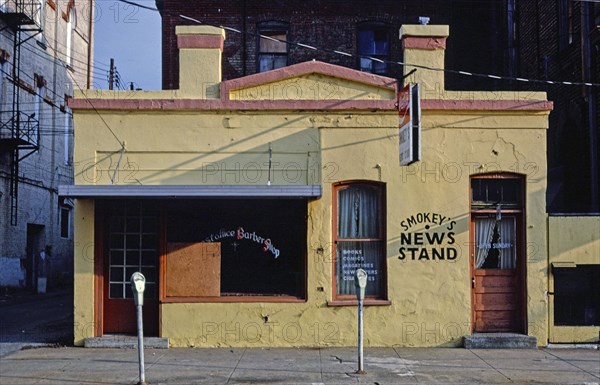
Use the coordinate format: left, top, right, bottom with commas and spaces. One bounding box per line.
464, 333, 537, 349
84, 335, 169, 349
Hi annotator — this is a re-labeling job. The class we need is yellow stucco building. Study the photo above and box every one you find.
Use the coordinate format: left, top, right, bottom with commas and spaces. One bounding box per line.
62, 24, 599, 348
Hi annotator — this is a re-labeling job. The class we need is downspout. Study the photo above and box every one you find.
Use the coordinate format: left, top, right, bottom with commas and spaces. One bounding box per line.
581, 3, 599, 211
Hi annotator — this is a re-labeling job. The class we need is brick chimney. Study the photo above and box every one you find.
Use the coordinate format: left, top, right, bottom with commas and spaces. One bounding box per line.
399, 25, 449, 94
176, 25, 225, 98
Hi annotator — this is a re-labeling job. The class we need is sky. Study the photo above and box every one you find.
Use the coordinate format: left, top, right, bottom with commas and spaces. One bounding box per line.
94, 0, 162, 90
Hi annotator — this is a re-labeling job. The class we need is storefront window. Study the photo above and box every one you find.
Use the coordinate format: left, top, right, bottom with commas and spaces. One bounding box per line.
334, 181, 386, 299
166, 199, 306, 299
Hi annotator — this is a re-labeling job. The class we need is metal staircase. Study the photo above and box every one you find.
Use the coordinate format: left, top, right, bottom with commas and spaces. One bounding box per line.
0, 1, 42, 225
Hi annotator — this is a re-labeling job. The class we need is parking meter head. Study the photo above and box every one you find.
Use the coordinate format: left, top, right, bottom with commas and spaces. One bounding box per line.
130, 272, 146, 306
355, 268, 368, 300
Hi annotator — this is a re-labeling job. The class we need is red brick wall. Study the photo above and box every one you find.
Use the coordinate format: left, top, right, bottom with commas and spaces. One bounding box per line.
158, 0, 509, 91
515, 0, 599, 212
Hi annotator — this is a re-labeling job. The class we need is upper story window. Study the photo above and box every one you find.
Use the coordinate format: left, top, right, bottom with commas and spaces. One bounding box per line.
257, 22, 288, 73
34, 0, 44, 42
357, 23, 389, 75
66, 6, 76, 67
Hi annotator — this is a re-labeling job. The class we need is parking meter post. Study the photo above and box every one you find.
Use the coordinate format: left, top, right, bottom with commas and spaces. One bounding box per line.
355, 269, 368, 375
136, 303, 146, 385
131, 272, 147, 385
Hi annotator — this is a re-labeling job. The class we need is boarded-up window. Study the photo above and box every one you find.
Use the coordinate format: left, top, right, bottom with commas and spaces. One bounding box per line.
165, 243, 220, 297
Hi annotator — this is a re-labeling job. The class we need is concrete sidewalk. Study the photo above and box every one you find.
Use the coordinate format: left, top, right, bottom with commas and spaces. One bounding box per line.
0, 346, 598, 384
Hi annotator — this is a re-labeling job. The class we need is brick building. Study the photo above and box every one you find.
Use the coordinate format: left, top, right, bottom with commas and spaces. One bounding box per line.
514, 1, 599, 213
0, 0, 94, 289
156, 0, 514, 91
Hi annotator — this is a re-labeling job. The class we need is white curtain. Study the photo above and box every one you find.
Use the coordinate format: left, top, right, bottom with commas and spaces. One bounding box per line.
498, 217, 516, 269
475, 218, 496, 268
337, 186, 381, 295
337, 187, 380, 239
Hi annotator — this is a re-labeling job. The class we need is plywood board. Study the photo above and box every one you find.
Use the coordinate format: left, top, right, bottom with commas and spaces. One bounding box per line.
166, 243, 221, 297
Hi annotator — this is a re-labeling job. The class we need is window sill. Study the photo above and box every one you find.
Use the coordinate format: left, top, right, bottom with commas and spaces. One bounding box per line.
327, 299, 391, 307
161, 296, 307, 303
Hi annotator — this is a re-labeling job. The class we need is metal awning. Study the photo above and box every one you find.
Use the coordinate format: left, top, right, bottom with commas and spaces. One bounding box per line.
58, 185, 322, 199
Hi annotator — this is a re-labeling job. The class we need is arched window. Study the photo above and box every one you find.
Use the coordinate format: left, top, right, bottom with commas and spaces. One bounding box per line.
333, 181, 386, 300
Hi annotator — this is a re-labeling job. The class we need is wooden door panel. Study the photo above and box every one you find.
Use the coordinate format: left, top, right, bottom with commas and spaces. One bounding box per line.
104, 298, 158, 335
475, 302, 517, 311
474, 270, 519, 331
476, 292, 517, 305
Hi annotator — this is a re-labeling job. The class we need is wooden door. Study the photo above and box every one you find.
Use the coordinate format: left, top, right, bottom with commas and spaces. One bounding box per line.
472, 215, 523, 332
103, 202, 159, 336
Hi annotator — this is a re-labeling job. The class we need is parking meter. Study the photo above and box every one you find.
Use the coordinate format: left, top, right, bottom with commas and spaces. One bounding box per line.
355, 268, 368, 301
130, 272, 146, 306
354, 268, 368, 374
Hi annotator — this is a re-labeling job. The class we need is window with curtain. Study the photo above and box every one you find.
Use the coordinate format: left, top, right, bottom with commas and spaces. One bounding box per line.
475, 217, 517, 269
358, 24, 389, 75
334, 181, 385, 299
257, 22, 288, 73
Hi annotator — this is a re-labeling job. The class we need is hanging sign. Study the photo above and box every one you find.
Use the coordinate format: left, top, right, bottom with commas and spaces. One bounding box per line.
398, 83, 421, 166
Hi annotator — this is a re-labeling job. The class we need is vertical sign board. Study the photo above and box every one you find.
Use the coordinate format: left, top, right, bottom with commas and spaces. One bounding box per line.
398, 83, 421, 166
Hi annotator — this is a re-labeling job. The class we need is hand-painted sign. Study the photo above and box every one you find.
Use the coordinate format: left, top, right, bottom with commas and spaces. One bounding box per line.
204, 227, 280, 258
398, 212, 458, 261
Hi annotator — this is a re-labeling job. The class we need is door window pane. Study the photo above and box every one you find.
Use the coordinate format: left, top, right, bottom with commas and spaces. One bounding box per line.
107, 202, 158, 299
475, 217, 517, 269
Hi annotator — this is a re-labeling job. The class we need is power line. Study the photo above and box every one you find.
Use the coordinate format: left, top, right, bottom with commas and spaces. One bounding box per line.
178, 13, 600, 87
110, 0, 600, 88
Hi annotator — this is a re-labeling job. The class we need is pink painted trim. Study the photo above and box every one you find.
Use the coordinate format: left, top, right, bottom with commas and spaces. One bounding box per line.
177, 35, 224, 50
221, 61, 397, 101
402, 36, 447, 50
68, 98, 552, 112
67, 98, 398, 111
422, 99, 553, 111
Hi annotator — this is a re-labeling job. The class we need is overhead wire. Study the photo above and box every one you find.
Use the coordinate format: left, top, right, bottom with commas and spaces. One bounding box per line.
113, 0, 600, 87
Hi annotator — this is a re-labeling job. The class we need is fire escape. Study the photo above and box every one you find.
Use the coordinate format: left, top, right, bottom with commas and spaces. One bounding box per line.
0, 1, 42, 226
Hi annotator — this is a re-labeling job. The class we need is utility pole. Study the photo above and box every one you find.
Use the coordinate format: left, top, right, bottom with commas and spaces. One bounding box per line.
109, 58, 115, 90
